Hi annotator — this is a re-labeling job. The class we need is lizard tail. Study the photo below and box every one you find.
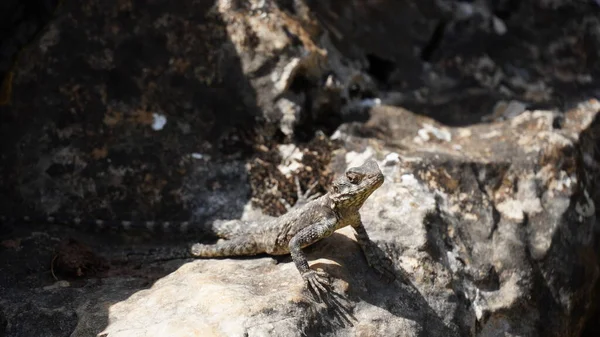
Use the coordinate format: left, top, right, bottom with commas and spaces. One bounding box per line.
210, 219, 250, 239
190, 238, 262, 257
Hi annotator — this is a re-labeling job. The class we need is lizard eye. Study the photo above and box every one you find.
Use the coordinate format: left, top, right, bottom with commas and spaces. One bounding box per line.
346, 172, 361, 184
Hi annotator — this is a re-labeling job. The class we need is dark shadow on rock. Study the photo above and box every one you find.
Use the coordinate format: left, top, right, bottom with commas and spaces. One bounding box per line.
299, 289, 358, 334
304, 232, 466, 336
480, 111, 600, 337
0, 0, 61, 96
0, 1, 259, 223
553, 112, 600, 337
0, 1, 262, 336
306, 0, 600, 127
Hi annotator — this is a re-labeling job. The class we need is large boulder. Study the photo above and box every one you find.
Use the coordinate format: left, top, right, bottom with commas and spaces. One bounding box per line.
97, 101, 598, 337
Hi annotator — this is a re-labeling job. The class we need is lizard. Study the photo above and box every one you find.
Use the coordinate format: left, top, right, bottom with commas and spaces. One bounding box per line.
189, 159, 395, 299
1, 160, 395, 299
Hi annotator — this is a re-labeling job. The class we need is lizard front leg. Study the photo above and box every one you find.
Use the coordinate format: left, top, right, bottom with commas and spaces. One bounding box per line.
353, 220, 396, 282
288, 218, 337, 301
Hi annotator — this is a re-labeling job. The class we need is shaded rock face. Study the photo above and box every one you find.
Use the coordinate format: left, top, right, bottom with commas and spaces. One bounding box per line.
0, 0, 262, 225
1, 1, 600, 337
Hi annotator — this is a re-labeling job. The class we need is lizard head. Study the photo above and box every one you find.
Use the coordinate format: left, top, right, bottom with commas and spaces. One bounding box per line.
329, 160, 384, 209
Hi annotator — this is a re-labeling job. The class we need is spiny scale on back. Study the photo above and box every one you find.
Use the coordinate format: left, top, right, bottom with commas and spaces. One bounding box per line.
189, 159, 395, 305
191, 160, 385, 256
191, 160, 395, 301
0, 214, 195, 234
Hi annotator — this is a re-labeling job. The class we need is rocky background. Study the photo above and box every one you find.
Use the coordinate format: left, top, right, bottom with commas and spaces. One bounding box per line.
0, 0, 599, 336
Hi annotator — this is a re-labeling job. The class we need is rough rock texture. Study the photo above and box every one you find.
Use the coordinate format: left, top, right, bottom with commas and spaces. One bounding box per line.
1, 0, 600, 336
0, 0, 378, 221
2, 0, 600, 217
95, 102, 599, 337
0, 0, 60, 104
2, 103, 597, 337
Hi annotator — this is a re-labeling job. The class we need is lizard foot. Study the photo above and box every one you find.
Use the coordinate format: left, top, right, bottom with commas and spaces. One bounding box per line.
302, 269, 331, 302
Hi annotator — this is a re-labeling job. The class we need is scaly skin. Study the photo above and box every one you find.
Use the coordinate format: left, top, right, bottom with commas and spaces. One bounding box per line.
190, 160, 395, 300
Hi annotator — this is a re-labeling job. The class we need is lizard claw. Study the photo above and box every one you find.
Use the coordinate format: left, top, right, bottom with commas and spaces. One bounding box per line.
302, 269, 331, 302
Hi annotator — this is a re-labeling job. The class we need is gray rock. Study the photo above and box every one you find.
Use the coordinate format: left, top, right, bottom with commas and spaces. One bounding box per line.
1, 102, 598, 337
1, 1, 600, 336
96, 101, 598, 336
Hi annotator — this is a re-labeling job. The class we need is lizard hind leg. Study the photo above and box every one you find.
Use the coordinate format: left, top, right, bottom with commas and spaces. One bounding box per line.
190, 237, 262, 258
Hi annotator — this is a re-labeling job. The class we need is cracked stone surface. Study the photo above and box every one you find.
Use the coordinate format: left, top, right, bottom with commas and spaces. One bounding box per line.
2, 102, 596, 337
1, 1, 600, 336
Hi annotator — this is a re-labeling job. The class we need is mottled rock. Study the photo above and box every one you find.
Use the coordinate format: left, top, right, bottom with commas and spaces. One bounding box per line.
1, 105, 598, 336
96, 101, 597, 337
1, 1, 600, 337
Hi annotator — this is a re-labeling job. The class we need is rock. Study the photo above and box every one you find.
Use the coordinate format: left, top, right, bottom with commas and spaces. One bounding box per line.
98, 101, 600, 336
332, 101, 600, 336
0, 0, 386, 221
1, 0, 600, 336
1, 100, 598, 336
98, 228, 460, 337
